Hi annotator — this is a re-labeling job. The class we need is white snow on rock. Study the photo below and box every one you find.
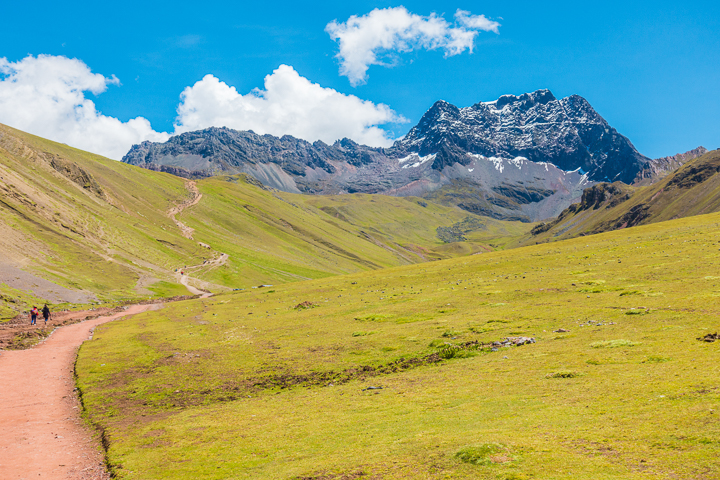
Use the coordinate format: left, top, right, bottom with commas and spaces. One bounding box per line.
398, 153, 436, 169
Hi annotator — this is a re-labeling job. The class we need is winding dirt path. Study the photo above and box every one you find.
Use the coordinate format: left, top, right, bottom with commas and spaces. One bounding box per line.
176, 253, 230, 295
167, 180, 202, 239
0, 304, 159, 479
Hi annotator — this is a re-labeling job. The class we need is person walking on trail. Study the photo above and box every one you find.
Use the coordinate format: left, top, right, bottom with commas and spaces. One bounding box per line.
30, 306, 39, 325
42, 304, 51, 325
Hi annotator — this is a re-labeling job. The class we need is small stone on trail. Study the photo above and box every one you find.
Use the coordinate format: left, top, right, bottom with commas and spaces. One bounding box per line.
554, 328, 569, 333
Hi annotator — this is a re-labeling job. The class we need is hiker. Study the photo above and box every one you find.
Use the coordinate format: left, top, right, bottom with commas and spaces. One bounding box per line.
42, 304, 51, 325
30, 306, 39, 325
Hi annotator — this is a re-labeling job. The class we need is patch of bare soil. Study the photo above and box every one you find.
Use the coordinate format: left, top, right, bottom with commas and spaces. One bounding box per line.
0, 304, 159, 480
0, 262, 97, 304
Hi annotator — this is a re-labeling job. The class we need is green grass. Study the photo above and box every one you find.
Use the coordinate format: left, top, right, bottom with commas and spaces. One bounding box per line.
147, 281, 192, 298
75, 210, 720, 479
590, 339, 641, 348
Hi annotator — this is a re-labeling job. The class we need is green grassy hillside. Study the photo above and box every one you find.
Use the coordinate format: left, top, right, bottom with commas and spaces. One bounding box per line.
0, 124, 529, 319
527, 149, 720, 244
76, 211, 720, 479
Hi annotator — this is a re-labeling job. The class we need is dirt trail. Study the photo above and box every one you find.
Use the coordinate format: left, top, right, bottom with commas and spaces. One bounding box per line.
179, 273, 206, 296
0, 304, 159, 480
176, 253, 230, 295
167, 181, 202, 239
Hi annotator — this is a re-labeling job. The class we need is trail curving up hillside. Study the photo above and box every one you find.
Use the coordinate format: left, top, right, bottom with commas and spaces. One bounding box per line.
176, 253, 229, 295
0, 304, 160, 479
167, 180, 202, 239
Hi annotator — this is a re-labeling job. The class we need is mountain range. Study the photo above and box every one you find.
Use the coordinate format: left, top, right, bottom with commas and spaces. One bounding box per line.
123, 89, 653, 222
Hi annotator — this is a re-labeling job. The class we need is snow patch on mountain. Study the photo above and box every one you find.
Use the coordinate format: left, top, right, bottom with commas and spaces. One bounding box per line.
398, 153, 436, 169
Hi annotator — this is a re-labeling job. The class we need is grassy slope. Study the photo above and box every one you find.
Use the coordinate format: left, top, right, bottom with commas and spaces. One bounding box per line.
527, 149, 720, 244
0, 124, 529, 318
77, 211, 720, 479
0, 124, 198, 307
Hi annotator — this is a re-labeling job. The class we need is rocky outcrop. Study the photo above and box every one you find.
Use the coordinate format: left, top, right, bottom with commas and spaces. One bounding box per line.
49, 156, 104, 197
665, 152, 720, 189
633, 147, 708, 185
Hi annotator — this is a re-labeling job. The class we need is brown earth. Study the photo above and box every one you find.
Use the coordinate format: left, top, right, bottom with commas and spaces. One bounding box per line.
0, 304, 159, 479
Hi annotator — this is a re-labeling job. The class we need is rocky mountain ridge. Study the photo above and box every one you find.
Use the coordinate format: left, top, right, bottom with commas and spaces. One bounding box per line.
122, 89, 653, 221
633, 146, 708, 185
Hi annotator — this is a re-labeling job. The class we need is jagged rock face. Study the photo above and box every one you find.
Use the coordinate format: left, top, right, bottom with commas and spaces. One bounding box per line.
394, 90, 650, 183
633, 147, 708, 185
123, 128, 386, 193
122, 90, 653, 221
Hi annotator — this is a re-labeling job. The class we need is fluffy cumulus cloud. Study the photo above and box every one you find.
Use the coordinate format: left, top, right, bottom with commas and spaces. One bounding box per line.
0, 55, 169, 159
174, 65, 403, 147
0, 56, 404, 158
326, 7, 500, 86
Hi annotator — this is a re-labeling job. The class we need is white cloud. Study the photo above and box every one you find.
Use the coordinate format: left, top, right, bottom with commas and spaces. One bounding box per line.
326, 7, 500, 86
0, 56, 405, 159
174, 64, 404, 147
0, 55, 169, 159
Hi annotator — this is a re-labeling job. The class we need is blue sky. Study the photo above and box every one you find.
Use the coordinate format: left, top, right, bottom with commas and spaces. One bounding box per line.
0, 0, 718, 159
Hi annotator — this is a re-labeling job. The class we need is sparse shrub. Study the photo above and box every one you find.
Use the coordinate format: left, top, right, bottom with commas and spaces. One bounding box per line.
643, 356, 671, 363
579, 288, 604, 293
352, 331, 368, 337
624, 309, 648, 315
503, 474, 530, 480
354, 314, 391, 322
441, 329, 458, 338
439, 344, 461, 359
294, 301, 317, 310
619, 290, 643, 296
428, 339, 446, 348
591, 339, 640, 348
469, 326, 493, 333
546, 370, 581, 378
455, 443, 507, 465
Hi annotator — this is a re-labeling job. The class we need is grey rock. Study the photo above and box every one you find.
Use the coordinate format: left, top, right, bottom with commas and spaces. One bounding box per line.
122, 90, 650, 221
